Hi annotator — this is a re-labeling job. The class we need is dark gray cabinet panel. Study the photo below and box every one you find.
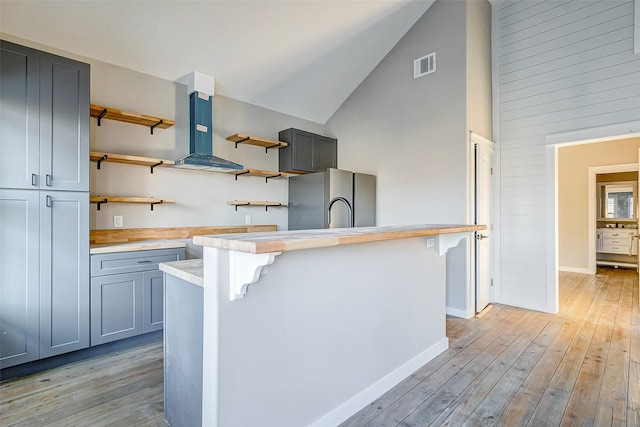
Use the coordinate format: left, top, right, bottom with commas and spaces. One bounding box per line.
0, 40, 89, 191
0, 190, 40, 369
0, 42, 39, 190
39, 191, 90, 358
278, 128, 337, 173
91, 273, 143, 345
316, 135, 338, 172
90, 248, 184, 345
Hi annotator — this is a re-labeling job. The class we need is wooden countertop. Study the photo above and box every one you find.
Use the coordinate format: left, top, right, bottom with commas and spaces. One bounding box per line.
90, 225, 277, 245
193, 224, 485, 254
90, 240, 186, 254
160, 259, 203, 287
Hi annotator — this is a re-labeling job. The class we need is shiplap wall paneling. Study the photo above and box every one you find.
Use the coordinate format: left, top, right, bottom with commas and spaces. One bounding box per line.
496, 0, 640, 312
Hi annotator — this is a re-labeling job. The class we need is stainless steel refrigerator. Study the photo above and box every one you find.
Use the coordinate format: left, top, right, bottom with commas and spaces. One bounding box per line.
288, 168, 376, 230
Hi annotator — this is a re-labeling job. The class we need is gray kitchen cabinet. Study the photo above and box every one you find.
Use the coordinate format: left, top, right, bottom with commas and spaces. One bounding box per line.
90, 248, 184, 345
0, 190, 89, 367
0, 190, 40, 369
143, 270, 165, 333
39, 191, 90, 358
0, 40, 89, 191
91, 272, 143, 345
278, 128, 337, 173
0, 40, 90, 369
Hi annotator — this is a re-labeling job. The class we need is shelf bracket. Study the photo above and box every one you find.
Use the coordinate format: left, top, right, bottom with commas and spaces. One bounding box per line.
265, 202, 282, 212
234, 170, 250, 181
150, 161, 163, 174
150, 120, 163, 135
150, 200, 164, 211
234, 137, 250, 149
233, 202, 250, 211
95, 198, 108, 211
265, 173, 281, 183
97, 109, 107, 126
96, 154, 108, 170
265, 143, 284, 154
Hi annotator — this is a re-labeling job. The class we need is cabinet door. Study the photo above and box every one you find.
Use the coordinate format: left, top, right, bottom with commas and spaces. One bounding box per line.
143, 270, 165, 333
291, 129, 315, 172
39, 52, 89, 192
40, 191, 89, 357
314, 135, 337, 171
91, 273, 143, 345
0, 190, 40, 368
0, 41, 40, 190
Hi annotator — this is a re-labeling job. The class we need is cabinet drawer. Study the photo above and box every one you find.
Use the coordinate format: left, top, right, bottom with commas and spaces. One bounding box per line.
602, 243, 630, 254
91, 248, 184, 277
602, 238, 627, 245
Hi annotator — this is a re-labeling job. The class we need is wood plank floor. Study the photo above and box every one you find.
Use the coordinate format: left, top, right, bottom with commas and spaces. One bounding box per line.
0, 267, 638, 426
341, 267, 640, 426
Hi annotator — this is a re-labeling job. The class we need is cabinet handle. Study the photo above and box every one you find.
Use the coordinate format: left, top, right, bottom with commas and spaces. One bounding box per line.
46, 195, 52, 208
137, 260, 153, 264
45, 174, 52, 186
31, 173, 37, 186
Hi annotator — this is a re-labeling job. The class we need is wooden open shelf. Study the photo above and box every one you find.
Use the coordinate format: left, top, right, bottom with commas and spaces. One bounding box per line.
226, 168, 300, 182
226, 134, 287, 151
227, 200, 287, 211
90, 151, 174, 173
90, 196, 175, 211
90, 104, 175, 134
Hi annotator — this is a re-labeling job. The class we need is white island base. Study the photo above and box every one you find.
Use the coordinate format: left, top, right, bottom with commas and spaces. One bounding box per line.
179, 225, 482, 427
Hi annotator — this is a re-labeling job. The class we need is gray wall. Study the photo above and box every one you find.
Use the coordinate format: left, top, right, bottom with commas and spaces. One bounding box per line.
495, 0, 640, 311
325, 0, 492, 316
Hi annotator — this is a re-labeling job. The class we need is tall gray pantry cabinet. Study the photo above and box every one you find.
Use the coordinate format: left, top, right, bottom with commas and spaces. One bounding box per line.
0, 40, 90, 369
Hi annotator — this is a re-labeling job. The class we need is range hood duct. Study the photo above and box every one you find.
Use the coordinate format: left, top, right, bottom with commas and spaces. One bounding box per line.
173, 91, 244, 172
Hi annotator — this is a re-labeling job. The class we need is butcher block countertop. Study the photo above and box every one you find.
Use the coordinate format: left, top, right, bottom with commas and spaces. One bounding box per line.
90, 240, 187, 254
90, 225, 277, 245
193, 224, 485, 254
159, 259, 203, 287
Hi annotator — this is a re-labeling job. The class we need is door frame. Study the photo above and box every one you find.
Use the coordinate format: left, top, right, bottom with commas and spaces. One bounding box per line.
545, 120, 640, 313
469, 131, 495, 314
586, 163, 638, 274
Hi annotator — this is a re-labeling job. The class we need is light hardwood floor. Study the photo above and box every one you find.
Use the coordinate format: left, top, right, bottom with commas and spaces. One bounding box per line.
1, 268, 638, 427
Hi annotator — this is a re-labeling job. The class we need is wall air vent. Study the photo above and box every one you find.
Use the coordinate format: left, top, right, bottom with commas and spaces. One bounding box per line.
414, 52, 436, 78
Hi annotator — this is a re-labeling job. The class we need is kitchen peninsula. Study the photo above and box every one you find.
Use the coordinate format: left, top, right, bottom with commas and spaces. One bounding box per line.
162, 224, 484, 427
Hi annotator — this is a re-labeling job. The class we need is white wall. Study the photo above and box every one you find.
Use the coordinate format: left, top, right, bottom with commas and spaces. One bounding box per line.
326, 0, 492, 317
494, 0, 640, 311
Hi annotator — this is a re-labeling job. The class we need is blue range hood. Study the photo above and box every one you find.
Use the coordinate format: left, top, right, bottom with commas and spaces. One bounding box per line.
173, 91, 244, 172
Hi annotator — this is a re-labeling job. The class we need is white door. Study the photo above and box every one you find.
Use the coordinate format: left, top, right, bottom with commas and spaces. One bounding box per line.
472, 132, 494, 313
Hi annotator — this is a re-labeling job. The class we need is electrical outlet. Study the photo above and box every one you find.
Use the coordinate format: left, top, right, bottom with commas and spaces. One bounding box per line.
114, 215, 124, 228
426, 238, 435, 248
245, 215, 252, 225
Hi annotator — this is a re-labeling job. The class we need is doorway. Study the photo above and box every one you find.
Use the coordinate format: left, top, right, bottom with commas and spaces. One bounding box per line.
548, 120, 640, 313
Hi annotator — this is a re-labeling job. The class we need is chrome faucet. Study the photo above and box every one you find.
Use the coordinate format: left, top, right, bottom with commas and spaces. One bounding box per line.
327, 197, 353, 228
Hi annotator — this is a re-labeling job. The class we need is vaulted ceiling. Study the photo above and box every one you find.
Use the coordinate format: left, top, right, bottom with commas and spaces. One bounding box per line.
1, 0, 434, 123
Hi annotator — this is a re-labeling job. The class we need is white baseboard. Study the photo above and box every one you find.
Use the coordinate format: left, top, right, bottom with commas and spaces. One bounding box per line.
308, 337, 449, 427
559, 265, 594, 274
446, 306, 473, 319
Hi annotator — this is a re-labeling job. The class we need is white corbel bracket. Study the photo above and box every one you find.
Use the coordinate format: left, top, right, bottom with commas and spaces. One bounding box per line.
434, 232, 470, 256
228, 251, 282, 301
